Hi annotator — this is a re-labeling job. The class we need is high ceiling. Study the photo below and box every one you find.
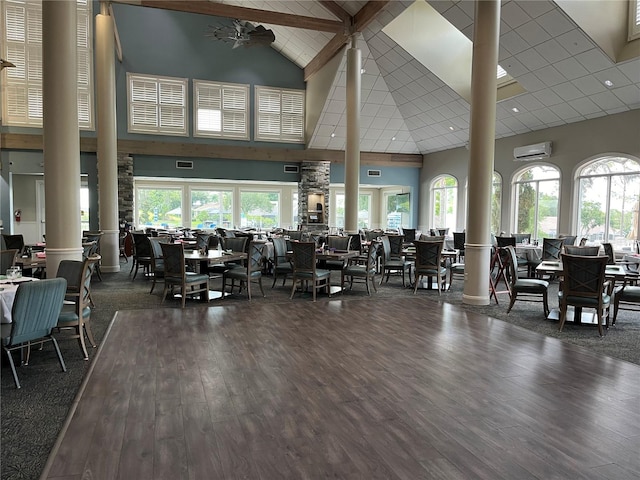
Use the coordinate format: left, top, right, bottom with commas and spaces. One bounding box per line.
137, 0, 640, 156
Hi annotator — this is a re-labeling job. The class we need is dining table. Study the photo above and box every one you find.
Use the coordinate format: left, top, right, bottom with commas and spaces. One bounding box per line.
0, 277, 38, 323
535, 260, 627, 325
183, 249, 248, 300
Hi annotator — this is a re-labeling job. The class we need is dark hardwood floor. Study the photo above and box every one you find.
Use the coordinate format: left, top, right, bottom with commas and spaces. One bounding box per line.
42, 297, 640, 479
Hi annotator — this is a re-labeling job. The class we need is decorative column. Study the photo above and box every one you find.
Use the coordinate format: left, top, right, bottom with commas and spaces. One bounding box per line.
96, 3, 120, 272
42, 0, 82, 275
463, 0, 501, 305
344, 35, 361, 233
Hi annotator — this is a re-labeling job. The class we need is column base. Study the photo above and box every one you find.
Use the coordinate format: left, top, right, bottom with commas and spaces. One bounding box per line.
462, 293, 490, 306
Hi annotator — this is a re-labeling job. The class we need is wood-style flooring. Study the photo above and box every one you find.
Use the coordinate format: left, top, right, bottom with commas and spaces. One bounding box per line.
42, 297, 640, 479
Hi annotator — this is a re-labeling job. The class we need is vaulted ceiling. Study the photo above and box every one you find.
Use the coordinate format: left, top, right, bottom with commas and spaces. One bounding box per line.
128, 0, 640, 156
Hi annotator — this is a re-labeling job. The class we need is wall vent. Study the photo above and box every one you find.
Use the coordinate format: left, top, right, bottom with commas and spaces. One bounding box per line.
176, 160, 193, 169
367, 169, 381, 177
284, 164, 299, 174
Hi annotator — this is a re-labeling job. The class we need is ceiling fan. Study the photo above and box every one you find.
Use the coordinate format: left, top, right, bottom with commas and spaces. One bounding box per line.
206, 19, 275, 49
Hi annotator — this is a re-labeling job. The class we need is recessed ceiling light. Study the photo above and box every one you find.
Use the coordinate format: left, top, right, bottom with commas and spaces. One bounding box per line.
360, 68, 366, 74
391, 136, 396, 141
604, 80, 614, 87
330, 132, 335, 138
448, 126, 455, 131
511, 107, 520, 113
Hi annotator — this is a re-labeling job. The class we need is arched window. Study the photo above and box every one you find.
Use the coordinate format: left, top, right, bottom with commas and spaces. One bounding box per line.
431, 175, 457, 232
492, 172, 502, 235
512, 165, 560, 240
576, 156, 640, 247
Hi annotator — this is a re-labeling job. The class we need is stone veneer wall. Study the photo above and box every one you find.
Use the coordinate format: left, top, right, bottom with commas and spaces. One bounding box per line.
117, 154, 134, 224
298, 161, 330, 231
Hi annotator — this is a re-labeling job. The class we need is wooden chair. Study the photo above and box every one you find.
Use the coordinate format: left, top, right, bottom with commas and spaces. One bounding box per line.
130, 232, 152, 280
341, 240, 379, 295
1, 234, 25, 255
452, 232, 465, 261
612, 284, 640, 325
380, 235, 412, 287
270, 236, 292, 287
528, 237, 564, 278
222, 241, 265, 301
56, 255, 100, 360
323, 235, 352, 271
1, 278, 68, 388
558, 253, 611, 336
289, 242, 331, 302
149, 237, 167, 294
82, 231, 103, 280
505, 245, 550, 317
412, 240, 447, 295
160, 243, 209, 308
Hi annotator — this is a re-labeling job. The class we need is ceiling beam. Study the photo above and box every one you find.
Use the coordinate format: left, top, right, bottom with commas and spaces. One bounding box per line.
304, 0, 390, 81
135, 0, 344, 33
318, 1, 351, 24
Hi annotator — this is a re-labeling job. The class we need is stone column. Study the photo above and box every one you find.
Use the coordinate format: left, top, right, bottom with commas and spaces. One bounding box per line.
118, 154, 134, 224
42, 0, 82, 275
463, 0, 501, 305
96, 5, 120, 272
298, 162, 330, 231
344, 35, 361, 233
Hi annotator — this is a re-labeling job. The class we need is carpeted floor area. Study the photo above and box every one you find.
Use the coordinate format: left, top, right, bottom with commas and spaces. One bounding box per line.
1, 262, 638, 479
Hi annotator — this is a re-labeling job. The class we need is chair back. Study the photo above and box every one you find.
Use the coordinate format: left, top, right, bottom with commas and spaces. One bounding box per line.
513, 233, 531, 244
602, 242, 615, 264
246, 241, 265, 274
196, 233, 211, 250
2, 234, 25, 254
271, 236, 288, 266
505, 245, 521, 285
414, 240, 443, 271
1, 249, 19, 271
161, 243, 187, 281
559, 234, 577, 246
541, 237, 564, 261
561, 253, 608, 300
422, 235, 445, 243
365, 241, 380, 272
149, 237, 166, 275
579, 237, 588, 246
380, 236, 391, 261
290, 242, 317, 274
132, 232, 152, 258
387, 235, 405, 257
327, 235, 350, 251
56, 256, 96, 310
496, 236, 516, 248
364, 229, 382, 242
223, 236, 248, 253
8, 278, 67, 346
402, 228, 416, 243
453, 232, 466, 250
565, 245, 600, 256
347, 233, 362, 252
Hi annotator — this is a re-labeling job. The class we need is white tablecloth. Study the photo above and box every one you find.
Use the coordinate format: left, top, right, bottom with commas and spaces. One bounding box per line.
515, 244, 542, 261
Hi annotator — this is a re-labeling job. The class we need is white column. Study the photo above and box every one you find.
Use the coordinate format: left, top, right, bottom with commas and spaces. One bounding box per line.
42, 0, 83, 276
344, 36, 361, 234
96, 7, 120, 272
463, 0, 501, 305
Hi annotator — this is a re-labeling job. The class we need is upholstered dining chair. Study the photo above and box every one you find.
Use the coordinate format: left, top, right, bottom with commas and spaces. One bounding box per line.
564, 245, 600, 256
412, 240, 447, 295
289, 241, 331, 302
452, 232, 466, 261
323, 235, 352, 271
513, 233, 532, 244
558, 234, 577, 247
528, 237, 564, 278
1, 234, 25, 255
380, 235, 412, 287
222, 241, 266, 301
341, 240, 379, 295
271, 236, 292, 287
2, 277, 67, 388
558, 253, 611, 336
56, 255, 100, 360
149, 237, 167, 294
82, 231, 103, 281
161, 242, 209, 308
612, 284, 640, 325
505, 245, 550, 317
130, 232, 152, 280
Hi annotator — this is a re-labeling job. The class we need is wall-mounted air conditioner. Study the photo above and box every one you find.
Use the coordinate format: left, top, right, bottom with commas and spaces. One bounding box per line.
513, 141, 552, 161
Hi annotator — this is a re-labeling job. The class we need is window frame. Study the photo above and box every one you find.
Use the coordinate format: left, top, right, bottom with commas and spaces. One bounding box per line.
193, 79, 249, 140
127, 72, 188, 136
430, 174, 458, 233
1, 0, 94, 129
629, 0, 640, 41
255, 85, 305, 144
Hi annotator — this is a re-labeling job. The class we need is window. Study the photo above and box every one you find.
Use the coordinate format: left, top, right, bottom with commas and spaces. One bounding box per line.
333, 193, 372, 229
127, 73, 188, 136
630, 0, 640, 41
292, 192, 299, 228
491, 172, 502, 235
385, 192, 411, 230
240, 191, 280, 230
193, 80, 248, 139
431, 175, 457, 232
135, 186, 183, 229
576, 157, 640, 248
255, 86, 304, 143
513, 165, 560, 240
191, 189, 233, 229
2, 0, 93, 128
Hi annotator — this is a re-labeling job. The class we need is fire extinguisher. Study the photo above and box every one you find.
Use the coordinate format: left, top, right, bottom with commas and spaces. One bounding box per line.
14, 209, 21, 222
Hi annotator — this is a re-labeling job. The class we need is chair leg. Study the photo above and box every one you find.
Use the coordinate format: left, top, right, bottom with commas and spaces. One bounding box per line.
5, 348, 21, 388
258, 277, 265, 298
558, 303, 567, 332
613, 298, 620, 325
84, 320, 97, 348
77, 326, 89, 360
507, 293, 516, 314
543, 293, 549, 317
181, 286, 187, 308
413, 274, 420, 294
371, 275, 377, 292
596, 310, 603, 337
290, 279, 297, 299
51, 336, 67, 373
